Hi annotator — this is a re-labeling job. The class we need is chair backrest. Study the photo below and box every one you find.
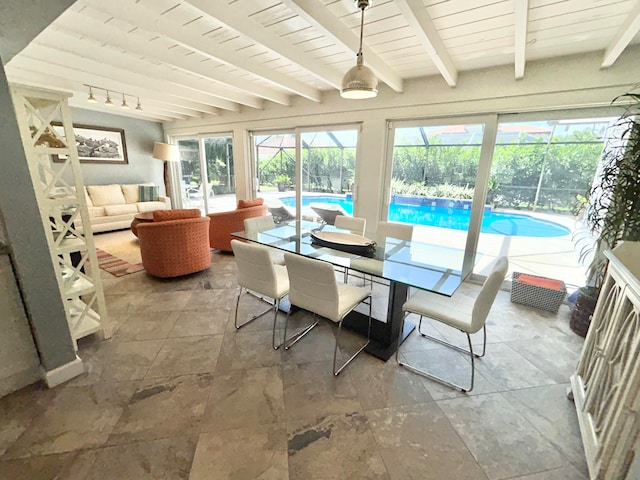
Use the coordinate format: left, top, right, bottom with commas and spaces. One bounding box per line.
471, 256, 509, 331
231, 239, 282, 298
377, 221, 413, 241
244, 215, 275, 236
284, 252, 340, 321
335, 215, 366, 236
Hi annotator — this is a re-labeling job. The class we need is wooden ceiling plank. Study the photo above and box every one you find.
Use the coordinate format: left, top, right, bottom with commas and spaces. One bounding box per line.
19, 40, 232, 115
602, 0, 640, 67
37, 29, 241, 113
56, 10, 284, 107
7, 60, 193, 120
6, 68, 185, 122
396, 0, 458, 87
90, 0, 322, 102
281, 0, 404, 93
186, 0, 344, 89
514, 0, 530, 79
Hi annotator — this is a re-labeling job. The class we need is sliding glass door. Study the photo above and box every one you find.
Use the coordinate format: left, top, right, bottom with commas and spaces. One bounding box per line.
474, 116, 614, 284
174, 135, 235, 214
251, 126, 359, 221
386, 118, 494, 276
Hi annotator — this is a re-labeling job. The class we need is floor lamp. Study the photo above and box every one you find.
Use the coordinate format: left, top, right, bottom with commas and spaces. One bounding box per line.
152, 142, 179, 199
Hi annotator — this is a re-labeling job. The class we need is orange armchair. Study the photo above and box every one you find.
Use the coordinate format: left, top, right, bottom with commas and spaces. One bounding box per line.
137, 209, 211, 278
207, 199, 268, 252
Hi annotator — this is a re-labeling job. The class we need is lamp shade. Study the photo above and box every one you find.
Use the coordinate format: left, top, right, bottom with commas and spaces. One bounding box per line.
340, 61, 378, 99
153, 142, 179, 162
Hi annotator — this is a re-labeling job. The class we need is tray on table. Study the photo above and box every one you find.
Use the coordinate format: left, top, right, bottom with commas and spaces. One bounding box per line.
310, 229, 377, 257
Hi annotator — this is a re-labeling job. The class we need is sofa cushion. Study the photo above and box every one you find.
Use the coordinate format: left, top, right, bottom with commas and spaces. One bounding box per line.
139, 185, 160, 202
87, 184, 126, 206
237, 198, 264, 209
137, 201, 168, 213
87, 206, 106, 218
121, 184, 141, 204
153, 209, 201, 222
104, 204, 138, 216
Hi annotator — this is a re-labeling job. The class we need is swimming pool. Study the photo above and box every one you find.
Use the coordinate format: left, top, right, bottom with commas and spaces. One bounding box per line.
279, 195, 571, 238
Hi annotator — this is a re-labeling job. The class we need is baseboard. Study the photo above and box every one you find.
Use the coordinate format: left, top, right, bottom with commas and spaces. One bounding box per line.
43, 356, 84, 388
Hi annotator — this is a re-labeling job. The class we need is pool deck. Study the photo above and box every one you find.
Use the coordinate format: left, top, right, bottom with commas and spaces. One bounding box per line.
201, 191, 587, 291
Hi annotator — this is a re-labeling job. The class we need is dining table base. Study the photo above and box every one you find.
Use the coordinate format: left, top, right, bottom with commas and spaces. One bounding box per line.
342, 281, 414, 361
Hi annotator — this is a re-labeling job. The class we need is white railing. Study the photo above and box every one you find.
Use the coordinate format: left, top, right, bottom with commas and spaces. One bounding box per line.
571, 241, 640, 479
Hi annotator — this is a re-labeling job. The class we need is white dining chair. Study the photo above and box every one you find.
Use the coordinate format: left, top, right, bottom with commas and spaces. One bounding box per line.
396, 256, 509, 392
334, 215, 366, 236
333, 215, 367, 283
377, 220, 414, 241
283, 252, 372, 375
230, 239, 290, 349
243, 215, 285, 265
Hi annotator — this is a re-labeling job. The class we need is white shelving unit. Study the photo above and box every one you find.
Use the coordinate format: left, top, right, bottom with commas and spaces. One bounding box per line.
10, 85, 110, 348
571, 241, 640, 479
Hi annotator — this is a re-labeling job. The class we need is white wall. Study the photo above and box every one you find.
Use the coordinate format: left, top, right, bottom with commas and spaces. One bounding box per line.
164, 46, 640, 227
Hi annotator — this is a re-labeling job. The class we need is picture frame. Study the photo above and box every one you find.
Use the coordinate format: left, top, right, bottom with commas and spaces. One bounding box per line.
52, 123, 128, 164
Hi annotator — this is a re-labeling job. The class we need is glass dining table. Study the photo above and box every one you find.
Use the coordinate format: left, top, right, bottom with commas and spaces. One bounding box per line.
232, 221, 464, 361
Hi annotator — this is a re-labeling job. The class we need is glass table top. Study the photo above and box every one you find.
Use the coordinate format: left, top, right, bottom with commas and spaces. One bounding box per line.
233, 221, 464, 296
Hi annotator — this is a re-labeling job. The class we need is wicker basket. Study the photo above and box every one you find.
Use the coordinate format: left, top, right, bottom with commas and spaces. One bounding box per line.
511, 272, 567, 313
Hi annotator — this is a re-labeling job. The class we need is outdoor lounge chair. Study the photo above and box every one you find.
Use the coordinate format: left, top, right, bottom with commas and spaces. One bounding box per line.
268, 204, 296, 224
310, 203, 347, 225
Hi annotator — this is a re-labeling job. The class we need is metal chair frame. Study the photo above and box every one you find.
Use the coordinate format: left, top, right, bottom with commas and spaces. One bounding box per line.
396, 314, 486, 392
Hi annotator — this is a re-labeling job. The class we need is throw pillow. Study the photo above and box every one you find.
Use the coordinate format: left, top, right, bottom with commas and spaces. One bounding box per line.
153, 209, 201, 222
237, 198, 264, 209
139, 185, 159, 202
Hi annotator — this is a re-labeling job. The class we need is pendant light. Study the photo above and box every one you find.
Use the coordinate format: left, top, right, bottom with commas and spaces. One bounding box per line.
340, 0, 378, 99
121, 93, 129, 109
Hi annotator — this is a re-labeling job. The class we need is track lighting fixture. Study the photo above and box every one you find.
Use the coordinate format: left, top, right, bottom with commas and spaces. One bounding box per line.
104, 90, 115, 107
87, 86, 97, 103
84, 84, 142, 111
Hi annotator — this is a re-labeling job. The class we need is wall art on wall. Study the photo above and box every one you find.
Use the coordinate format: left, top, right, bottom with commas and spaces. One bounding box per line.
52, 124, 128, 164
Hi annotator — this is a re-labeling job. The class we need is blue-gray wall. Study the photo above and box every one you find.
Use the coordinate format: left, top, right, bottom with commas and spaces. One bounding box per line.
69, 108, 166, 195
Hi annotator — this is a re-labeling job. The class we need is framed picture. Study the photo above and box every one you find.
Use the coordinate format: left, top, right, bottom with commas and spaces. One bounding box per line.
52, 123, 128, 164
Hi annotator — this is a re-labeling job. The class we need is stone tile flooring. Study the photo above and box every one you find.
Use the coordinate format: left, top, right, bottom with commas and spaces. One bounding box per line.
0, 233, 589, 479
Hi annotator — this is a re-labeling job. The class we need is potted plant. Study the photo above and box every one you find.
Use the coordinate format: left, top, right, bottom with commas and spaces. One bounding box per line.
570, 91, 640, 336
275, 174, 291, 192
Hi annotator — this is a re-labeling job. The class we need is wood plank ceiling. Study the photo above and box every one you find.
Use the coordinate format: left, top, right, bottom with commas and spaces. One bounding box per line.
5, 0, 640, 122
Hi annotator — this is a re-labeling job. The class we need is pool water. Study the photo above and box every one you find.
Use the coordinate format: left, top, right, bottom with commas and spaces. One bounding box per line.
280, 195, 571, 238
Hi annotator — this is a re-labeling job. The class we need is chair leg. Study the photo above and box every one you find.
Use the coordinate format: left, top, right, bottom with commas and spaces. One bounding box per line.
333, 295, 372, 376
282, 310, 318, 350
272, 299, 281, 350
397, 313, 477, 392
417, 317, 485, 359
234, 286, 276, 330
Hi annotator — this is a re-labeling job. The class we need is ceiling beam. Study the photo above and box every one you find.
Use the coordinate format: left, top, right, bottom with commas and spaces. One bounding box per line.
55, 11, 285, 107
396, 0, 458, 87
12, 44, 224, 116
6, 70, 184, 122
601, 0, 640, 68
36, 29, 238, 113
187, 0, 343, 90
282, 0, 404, 93
88, 0, 322, 103
514, 0, 530, 79
6, 63, 194, 121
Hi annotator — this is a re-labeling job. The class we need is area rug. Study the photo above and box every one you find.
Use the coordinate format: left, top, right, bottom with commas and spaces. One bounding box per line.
95, 248, 145, 277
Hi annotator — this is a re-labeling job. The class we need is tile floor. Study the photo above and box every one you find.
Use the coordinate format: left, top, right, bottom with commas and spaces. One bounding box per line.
0, 231, 589, 479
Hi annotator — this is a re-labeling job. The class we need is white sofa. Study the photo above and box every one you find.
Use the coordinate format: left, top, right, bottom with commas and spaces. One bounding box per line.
78, 184, 170, 233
